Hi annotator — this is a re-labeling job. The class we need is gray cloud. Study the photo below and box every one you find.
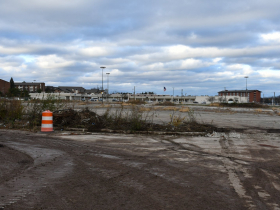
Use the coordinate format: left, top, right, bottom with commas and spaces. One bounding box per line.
0, 0, 280, 96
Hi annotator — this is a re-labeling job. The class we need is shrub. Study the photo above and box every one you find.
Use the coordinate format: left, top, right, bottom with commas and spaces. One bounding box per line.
0, 99, 24, 123
26, 94, 67, 128
169, 114, 186, 127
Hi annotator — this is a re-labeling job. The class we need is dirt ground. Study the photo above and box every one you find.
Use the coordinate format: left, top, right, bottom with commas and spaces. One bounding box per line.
0, 106, 280, 209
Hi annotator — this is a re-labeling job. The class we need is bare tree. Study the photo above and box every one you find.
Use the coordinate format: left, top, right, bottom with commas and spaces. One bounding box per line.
218, 97, 224, 103
207, 96, 215, 103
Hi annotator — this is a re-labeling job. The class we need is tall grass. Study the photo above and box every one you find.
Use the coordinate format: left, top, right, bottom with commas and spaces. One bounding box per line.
100, 105, 156, 131
26, 94, 68, 129
0, 95, 68, 130
0, 99, 24, 126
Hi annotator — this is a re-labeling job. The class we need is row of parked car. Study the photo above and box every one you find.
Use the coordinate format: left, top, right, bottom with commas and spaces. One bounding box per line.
81, 98, 121, 102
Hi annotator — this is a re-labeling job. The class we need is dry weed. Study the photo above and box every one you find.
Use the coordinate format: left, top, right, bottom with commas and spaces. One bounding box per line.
179, 106, 190, 112
255, 109, 262, 113
210, 103, 220, 107
163, 106, 179, 111
153, 107, 163, 111
169, 114, 186, 127
272, 107, 280, 114
139, 107, 151, 112
121, 103, 131, 106
97, 104, 111, 108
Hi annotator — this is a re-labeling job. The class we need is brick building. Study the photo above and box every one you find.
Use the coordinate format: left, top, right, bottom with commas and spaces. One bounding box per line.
0, 79, 10, 95
218, 90, 261, 103
14, 82, 45, 93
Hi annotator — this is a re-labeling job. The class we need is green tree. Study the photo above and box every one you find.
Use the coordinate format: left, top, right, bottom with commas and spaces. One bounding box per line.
21, 90, 30, 98
8, 88, 20, 97
10, 77, 15, 89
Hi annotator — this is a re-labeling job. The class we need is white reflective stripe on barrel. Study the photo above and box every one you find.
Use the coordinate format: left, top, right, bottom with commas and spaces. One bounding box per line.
41, 124, 53, 128
42, 116, 53, 120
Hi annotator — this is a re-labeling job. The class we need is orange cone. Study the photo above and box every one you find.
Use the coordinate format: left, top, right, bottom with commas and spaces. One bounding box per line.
41, 110, 53, 132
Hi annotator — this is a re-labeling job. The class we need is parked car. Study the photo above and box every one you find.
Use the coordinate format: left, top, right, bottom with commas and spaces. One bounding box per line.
90, 98, 98, 101
81, 98, 85, 101
193, 101, 198, 103
112, 99, 118, 102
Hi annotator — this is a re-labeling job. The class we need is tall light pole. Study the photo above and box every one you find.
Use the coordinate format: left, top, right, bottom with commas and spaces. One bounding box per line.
106, 73, 110, 102
224, 87, 226, 102
244, 76, 248, 103
100, 67, 106, 104
172, 87, 174, 102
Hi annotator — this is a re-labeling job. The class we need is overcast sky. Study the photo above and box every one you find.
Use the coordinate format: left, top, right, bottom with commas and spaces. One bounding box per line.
0, 0, 279, 96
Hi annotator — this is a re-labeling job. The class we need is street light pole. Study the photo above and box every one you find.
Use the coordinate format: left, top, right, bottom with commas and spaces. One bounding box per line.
106, 73, 110, 102
100, 67, 106, 104
245, 76, 248, 103
172, 87, 174, 102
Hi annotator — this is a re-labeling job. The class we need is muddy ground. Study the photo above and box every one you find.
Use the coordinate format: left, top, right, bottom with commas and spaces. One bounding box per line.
0, 106, 280, 209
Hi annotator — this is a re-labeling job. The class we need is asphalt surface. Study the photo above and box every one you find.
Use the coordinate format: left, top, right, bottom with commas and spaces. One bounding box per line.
0, 106, 280, 209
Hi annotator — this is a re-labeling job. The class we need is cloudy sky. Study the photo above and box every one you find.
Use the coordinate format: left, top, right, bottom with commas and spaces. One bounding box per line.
0, 0, 280, 96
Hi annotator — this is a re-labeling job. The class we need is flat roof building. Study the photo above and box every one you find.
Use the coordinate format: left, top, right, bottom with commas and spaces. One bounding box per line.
218, 90, 261, 103
15, 82, 45, 93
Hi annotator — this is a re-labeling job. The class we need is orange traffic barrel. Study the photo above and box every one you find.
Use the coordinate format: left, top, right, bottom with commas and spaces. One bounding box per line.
41, 110, 53, 132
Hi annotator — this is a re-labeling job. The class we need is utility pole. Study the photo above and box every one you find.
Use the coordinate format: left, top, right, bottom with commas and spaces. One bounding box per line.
224, 87, 226, 102
172, 87, 174, 102
244, 76, 248, 103
274, 92, 275, 106
100, 66, 106, 104
106, 73, 110, 102
134, 86, 136, 101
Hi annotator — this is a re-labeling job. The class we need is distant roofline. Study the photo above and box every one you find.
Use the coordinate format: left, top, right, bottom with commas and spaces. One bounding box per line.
15, 82, 44, 85
58, 86, 85, 88
218, 90, 261, 93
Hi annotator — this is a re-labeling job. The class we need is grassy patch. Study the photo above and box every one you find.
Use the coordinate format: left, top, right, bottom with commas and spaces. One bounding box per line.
219, 103, 268, 108
155, 101, 175, 106
179, 106, 190, 112
128, 100, 146, 105
163, 106, 179, 111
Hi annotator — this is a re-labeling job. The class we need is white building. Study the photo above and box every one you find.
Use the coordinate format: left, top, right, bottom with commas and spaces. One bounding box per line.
29, 93, 248, 104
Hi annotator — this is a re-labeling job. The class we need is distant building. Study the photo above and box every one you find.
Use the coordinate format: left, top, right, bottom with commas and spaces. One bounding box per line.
0, 79, 10, 95
218, 90, 261, 103
45, 86, 56, 93
84, 88, 102, 94
54, 86, 86, 94
15, 81, 45, 93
